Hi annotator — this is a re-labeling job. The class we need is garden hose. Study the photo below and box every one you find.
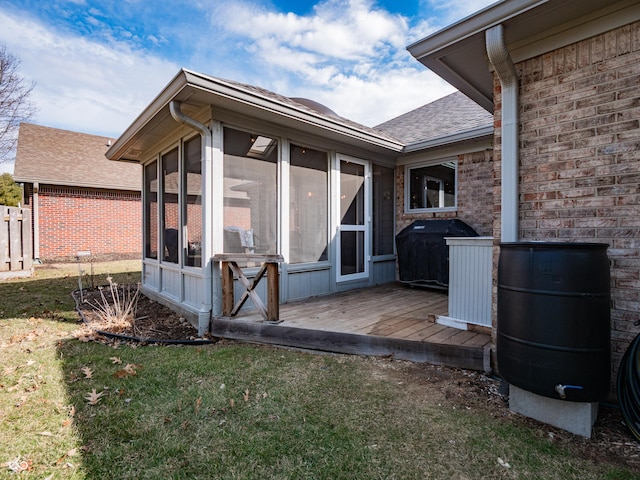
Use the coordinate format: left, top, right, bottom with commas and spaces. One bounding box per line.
617, 331, 640, 441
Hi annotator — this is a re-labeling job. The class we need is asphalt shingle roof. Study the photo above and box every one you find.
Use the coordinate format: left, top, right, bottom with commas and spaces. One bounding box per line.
15, 89, 492, 190
13, 123, 141, 191
373, 91, 493, 145
215, 75, 403, 145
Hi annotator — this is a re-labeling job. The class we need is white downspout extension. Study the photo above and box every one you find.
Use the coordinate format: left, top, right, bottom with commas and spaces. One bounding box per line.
169, 100, 218, 334
486, 24, 519, 242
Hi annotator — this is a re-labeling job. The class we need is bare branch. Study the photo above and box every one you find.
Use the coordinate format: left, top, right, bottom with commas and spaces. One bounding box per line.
0, 44, 37, 163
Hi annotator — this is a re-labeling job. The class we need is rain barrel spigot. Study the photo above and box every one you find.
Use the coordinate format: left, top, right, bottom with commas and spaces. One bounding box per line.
555, 384, 584, 400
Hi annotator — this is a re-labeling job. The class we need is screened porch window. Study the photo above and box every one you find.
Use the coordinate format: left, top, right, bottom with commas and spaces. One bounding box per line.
406, 161, 457, 212
143, 137, 202, 266
161, 148, 179, 264
372, 164, 394, 255
182, 136, 202, 267
144, 160, 158, 259
289, 144, 328, 263
223, 127, 277, 254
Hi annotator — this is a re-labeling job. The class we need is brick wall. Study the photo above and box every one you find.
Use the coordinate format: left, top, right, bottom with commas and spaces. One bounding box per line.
396, 150, 494, 235
493, 21, 640, 384
33, 185, 141, 260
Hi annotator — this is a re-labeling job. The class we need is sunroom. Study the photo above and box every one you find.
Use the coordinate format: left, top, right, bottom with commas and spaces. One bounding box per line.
106, 69, 405, 336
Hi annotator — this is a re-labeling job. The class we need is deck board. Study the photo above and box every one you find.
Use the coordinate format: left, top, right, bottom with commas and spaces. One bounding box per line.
211, 282, 492, 371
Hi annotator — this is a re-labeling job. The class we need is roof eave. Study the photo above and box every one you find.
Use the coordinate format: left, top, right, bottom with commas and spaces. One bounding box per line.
107, 69, 404, 162
106, 69, 190, 162
403, 124, 494, 153
185, 71, 404, 152
407, 0, 549, 112
407, 0, 640, 112
407, 0, 547, 61
13, 177, 141, 191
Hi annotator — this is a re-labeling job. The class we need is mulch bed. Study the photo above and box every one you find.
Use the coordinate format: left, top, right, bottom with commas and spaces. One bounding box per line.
73, 285, 214, 343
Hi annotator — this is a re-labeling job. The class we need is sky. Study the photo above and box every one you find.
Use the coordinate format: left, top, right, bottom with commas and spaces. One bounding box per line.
0, 0, 497, 174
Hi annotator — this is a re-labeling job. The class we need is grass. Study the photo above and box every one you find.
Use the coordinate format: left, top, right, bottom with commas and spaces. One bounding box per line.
0, 260, 638, 479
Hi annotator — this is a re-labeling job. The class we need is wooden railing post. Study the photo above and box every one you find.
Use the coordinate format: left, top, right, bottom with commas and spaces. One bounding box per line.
212, 254, 284, 322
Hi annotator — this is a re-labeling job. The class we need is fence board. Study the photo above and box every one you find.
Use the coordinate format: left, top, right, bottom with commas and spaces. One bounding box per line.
0, 207, 8, 270
9, 208, 20, 271
21, 208, 32, 270
0, 206, 33, 276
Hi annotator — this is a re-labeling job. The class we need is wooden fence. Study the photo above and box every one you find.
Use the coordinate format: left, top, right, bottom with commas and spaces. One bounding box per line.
0, 206, 33, 279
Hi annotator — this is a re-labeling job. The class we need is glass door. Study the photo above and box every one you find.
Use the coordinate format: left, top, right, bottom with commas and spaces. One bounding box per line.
337, 157, 370, 281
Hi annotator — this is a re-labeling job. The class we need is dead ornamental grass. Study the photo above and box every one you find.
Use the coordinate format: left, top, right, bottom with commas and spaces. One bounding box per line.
85, 277, 141, 334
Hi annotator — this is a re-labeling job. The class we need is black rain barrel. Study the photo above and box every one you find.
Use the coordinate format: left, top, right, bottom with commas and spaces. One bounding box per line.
497, 242, 610, 402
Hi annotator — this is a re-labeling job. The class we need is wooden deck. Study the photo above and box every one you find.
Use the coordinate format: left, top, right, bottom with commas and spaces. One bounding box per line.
210, 282, 493, 372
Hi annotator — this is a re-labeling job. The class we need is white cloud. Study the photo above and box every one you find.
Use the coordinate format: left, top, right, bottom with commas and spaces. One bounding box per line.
0, 9, 179, 138
422, 0, 498, 25
0, 162, 14, 175
204, 0, 458, 125
212, 0, 407, 62
0, 0, 495, 148
296, 66, 456, 126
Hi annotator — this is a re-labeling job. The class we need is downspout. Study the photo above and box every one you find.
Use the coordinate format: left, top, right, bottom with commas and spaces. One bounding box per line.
486, 24, 519, 242
170, 101, 209, 137
169, 100, 218, 335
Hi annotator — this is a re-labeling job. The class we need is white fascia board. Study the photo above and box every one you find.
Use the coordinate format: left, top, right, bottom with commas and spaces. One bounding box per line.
183, 70, 404, 152
407, 0, 549, 60
508, 0, 640, 63
403, 124, 494, 153
409, 0, 639, 65
107, 69, 404, 162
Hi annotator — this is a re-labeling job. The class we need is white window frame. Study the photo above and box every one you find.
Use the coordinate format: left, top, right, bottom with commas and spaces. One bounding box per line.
404, 159, 458, 214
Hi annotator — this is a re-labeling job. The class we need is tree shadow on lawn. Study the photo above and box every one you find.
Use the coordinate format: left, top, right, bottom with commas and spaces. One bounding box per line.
0, 268, 142, 321
54, 338, 403, 480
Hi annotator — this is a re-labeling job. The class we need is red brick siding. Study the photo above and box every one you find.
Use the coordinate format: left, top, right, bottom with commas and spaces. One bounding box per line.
163, 201, 179, 231
224, 206, 252, 231
493, 21, 640, 384
185, 203, 203, 243
396, 150, 494, 235
36, 186, 141, 259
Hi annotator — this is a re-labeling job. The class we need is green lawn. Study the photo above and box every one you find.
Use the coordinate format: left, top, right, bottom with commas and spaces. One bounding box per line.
0, 261, 637, 479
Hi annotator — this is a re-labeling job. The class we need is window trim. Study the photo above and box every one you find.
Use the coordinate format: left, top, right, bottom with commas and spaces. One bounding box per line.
404, 158, 458, 214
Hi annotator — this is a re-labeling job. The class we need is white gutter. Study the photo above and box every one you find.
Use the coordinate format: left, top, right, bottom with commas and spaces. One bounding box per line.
107, 69, 403, 163
403, 124, 494, 154
486, 24, 519, 242
408, 0, 549, 60
169, 100, 218, 333
181, 70, 404, 151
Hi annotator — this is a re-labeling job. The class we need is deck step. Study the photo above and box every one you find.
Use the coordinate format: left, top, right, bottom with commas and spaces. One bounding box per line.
210, 317, 491, 372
